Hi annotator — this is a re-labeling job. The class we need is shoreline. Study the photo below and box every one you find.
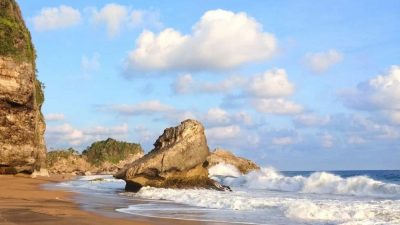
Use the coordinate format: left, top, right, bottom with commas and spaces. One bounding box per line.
0, 175, 203, 225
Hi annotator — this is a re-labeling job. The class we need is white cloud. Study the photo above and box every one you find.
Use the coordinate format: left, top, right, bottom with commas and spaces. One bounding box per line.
347, 135, 366, 145
294, 114, 331, 127
320, 133, 334, 148
33, 5, 81, 31
92, 5, 162, 38
46, 123, 85, 146
206, 125, 241, 140
204, 108, 230, 125
103, 100, 175, 116
45, 113, 65, 121
340, 65, 400, 124
81, 53, 100, 75
84, 123, 128, 136
172, 74, 246, 95
92, 3, 128, 37
172, 74, 193, 94
125, 9, 277, 72
252, 98, 303, 114
46, 123, 130, 148
272, 136, 297, 145
384, 110, 400, 124
129, 10, 162, 29
304, 49, 343, 74
247, 69, 295, 97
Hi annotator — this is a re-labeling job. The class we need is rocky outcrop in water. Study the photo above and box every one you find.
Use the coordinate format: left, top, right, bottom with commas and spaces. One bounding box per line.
0, 0, 47, 175
207, 148, 260, 174
115, 119, 225, 192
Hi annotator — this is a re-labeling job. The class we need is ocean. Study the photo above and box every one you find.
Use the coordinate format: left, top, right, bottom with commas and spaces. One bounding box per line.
47, 165, 400, 225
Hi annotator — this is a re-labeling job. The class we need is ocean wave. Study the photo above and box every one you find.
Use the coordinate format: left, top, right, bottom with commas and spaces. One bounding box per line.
124, 186, 400, 224
210, 164, 400, 198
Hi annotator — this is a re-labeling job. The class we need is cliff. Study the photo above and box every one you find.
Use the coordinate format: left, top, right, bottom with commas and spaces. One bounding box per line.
0, 0, 47, 174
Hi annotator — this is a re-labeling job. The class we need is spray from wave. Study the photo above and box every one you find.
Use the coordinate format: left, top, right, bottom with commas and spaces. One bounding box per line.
209, 163, 400, 198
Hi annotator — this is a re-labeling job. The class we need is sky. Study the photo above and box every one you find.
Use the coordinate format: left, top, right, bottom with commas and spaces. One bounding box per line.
17, 0, 400, 170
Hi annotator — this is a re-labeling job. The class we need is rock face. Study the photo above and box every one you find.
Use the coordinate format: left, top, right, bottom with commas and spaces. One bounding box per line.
47, 148, 92, 175
0, 0, 47, 174
207, 148, 260, 174
115, 119, 222, 192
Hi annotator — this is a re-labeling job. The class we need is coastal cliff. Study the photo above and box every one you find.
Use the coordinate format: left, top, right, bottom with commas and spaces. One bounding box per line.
0, 0, 46, 174
115, 119, 226, 192
47, 139, 144, 175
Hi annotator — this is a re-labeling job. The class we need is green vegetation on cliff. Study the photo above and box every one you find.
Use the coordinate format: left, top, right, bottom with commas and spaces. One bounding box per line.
0, 0, 36, 65
0, 0, 44, 109
82, 138, 143, 166
46, 148, 80, 167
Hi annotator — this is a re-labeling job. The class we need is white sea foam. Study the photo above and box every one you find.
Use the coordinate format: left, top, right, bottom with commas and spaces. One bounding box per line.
208, 162, 242, 178
210, 164, 400, 198
123, 186, 400, 224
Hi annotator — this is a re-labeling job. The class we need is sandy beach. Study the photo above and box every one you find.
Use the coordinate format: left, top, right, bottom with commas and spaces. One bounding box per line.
0, 175, 204, 225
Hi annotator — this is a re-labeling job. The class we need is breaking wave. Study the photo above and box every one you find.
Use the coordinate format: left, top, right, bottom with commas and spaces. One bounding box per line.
210, 164, 400, 198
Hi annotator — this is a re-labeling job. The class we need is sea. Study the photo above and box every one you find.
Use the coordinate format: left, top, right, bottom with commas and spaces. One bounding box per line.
46, 164, 400, 225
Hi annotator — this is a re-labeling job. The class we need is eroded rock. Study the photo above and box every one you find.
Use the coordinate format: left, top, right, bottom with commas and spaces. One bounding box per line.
115, 119, 224, 192
0, 0, 47, 175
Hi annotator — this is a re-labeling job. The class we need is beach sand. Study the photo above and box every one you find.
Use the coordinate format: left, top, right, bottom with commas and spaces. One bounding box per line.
0, 175, 202, 225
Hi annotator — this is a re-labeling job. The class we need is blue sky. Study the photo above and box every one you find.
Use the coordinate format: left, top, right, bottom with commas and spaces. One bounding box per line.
17, 0, 400, 170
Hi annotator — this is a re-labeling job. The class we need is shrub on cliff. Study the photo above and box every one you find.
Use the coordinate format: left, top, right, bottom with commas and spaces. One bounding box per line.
46, 148, 80, 167
82, 138, 143, 166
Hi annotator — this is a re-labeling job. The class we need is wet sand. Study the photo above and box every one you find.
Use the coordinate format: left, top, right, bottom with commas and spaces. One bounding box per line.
0, 175, 202, 225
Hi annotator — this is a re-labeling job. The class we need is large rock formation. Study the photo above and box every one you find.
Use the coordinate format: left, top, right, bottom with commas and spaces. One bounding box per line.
0, 0, 47, 174
207, 148, 260, 174
115, 119, 223, 192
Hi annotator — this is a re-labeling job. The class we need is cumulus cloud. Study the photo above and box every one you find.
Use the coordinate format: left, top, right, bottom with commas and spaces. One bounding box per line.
100, 100, 175, 116
32, 5, 81, 31
92, 3, 128, 37
172, 74, 245, 95
45, 113, 65, 121
125, 9, 277, 73
304, 49, 343, 74
46, 123, 85, 146
81, 53, 100, 75
247, 69, 295, 97
320, 133, 334, 148
252, 98, 303, 115
202, 107, 252, 127
92, 4, 162, 37
206, 125, 241, 140
129, 10, 162, 29
172, 69, 303, 115
46, 123, 129, 148
272, 136, 298, 145
293, 113, 331, 127
339, 65, 400, 124
347, 135, 367, 145
172, 74, 193, 94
